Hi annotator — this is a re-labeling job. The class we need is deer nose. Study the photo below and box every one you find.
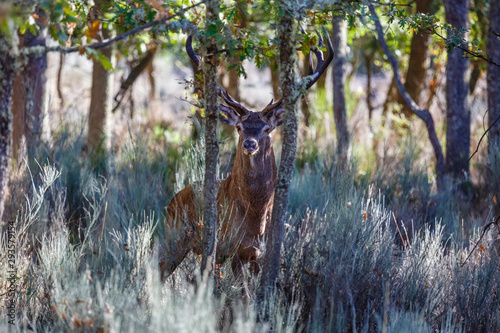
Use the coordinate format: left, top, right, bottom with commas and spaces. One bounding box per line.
243, 139, 258, 154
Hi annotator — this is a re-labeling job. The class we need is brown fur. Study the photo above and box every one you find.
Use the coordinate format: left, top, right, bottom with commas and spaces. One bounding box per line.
162, 110, 282, 277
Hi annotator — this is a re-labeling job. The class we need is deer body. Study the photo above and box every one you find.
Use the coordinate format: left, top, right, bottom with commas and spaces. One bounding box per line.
164, 109, 282, 276
161, 33, 333, 278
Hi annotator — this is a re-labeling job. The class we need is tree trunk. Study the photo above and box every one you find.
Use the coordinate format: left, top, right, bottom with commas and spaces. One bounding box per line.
399, 0, 436, 116
12, 7, 48, 159
369, 4, 447, 192
258, 6, 298, 309
87, 0, 114, 156
332, 14, 349, 168
469, 0, 487, 95
200, 0, 220, 278
444, 0, 471, 180
0, 35, 15, 223
487, 0, 500, 216
226, 57, 241, 100
57, 53, 65, 108
271, 66, 280, 100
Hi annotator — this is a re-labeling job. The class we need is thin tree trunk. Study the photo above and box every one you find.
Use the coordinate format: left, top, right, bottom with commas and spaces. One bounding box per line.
399, 0, 436, 116
0, 35, 15, 223
487, 0, 500, 217
226, 58, 240, 100
87, 0, 114, 155
57, 53, 65, 108
332, 14, 349, 168
11, 7, 48, 159
469, 0, 487, 94
271, 66, 280, 100
200, 0, 220, 278
146, 50, 156, 100
301, 53, 311, 127
365, 53, 379, 164
258, 6, 298, 310
488, 0, 500, 149
444, 0, 471, 180
369, 4, 446, 192
12, 73, 24, 159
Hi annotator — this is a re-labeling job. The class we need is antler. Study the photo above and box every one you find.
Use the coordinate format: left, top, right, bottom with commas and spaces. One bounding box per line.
185, 34, 202, 67
304, 32, 334, 90
261, 99, 283, 116
262, 32, 333, 115
186, 34, 249, 116
219, 88, 249, 116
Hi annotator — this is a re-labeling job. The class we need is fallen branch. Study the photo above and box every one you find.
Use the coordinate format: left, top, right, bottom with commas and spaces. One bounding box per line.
368, 4, 446, 191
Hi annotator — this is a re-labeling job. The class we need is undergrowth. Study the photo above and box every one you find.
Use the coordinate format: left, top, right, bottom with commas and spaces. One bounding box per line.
0, 124, 499, 332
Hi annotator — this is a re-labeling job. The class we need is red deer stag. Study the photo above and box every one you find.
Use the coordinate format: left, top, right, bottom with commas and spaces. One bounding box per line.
161, 34, 333, 278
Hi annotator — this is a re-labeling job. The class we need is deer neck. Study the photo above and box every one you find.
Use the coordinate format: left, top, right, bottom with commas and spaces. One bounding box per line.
230, 136, 277, 208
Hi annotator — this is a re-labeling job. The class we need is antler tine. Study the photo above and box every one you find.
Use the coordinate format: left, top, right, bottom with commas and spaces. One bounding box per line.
314, 28, 324, 47
305, 33, 334, 90
186, 35, 201, 67
219, 86, 249, 116
186, 34, 248, 116
262, 98, 283, 116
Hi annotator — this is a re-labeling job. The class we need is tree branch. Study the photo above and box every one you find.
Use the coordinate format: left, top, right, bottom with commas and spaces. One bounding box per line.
469, 105, 500, 162
460, 215, 500, 267
369, 4, 447, 191
431, 28, 500, 68
41, 1, 205, 54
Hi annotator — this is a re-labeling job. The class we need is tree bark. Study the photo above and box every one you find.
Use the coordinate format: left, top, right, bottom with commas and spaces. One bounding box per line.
399, 0, 436, 116
57, 53, 65, 108
12, 7, 48, 159
487, 0, 500, 216
444, 0, 471, 180
271, 67, 281, 100
369, 4, 447, 192
258, 6, 298, 308
469, 0, 487, 95
87, 1, 114, 155
200, 0, 220, 278
0, 35, 15, 223
332, 14, 349, 168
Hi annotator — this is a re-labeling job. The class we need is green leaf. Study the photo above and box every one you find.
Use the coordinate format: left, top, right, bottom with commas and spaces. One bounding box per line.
97, 52, 113, 70
86, 47, 114, 71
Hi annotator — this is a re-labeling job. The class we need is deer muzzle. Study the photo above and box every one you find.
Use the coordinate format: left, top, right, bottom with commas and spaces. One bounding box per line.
243, 139, 259, 156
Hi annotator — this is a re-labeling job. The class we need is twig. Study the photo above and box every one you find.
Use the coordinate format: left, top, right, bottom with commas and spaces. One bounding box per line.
469, 105, 500, 162
393, 212, 406, 251
431, 28, 500, 68
460, 215, 500, 267
98, 202, 108, 259
42, 1, 205, 54
369, 0, 414, 7
175, 96, 202, 109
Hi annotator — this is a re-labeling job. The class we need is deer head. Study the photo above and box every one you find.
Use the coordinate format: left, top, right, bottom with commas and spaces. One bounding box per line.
218, 89, 284, 167
185, 32, 333, 167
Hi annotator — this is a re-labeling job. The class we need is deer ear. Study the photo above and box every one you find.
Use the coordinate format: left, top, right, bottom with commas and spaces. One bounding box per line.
264, 106, 284, 128
218, 105, 240, 126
